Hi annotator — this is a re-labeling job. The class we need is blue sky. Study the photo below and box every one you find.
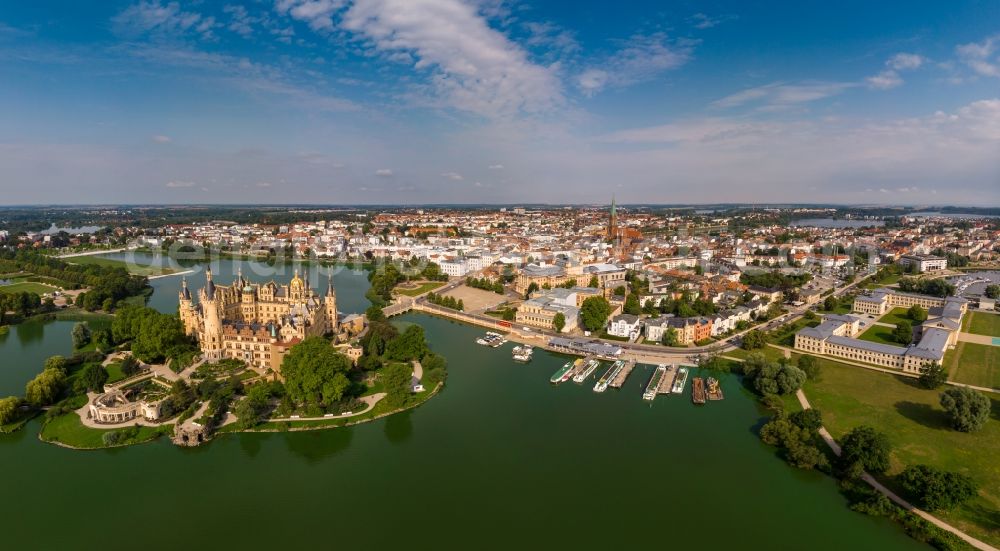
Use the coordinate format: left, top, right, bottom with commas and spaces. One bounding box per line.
0, 0, 998, 205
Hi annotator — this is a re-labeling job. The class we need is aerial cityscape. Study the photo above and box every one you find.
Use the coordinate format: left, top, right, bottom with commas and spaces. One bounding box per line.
1, 1, 999, 550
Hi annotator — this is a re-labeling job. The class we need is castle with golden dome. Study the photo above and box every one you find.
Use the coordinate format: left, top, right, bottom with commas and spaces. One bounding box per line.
179, 267, 338, 372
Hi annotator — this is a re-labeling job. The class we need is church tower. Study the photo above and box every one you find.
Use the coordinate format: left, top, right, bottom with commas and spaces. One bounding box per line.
608, 195, 618, 242
325, 275, 338, 336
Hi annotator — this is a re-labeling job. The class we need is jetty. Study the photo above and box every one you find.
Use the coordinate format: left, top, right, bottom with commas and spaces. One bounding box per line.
609, 359, 636, 389
656, 364, 678, 395
692, 377, 707, 405
707, 377, 725, 401
644, 365, 666, 401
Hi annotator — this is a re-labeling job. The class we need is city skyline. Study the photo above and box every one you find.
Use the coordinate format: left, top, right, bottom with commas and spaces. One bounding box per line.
1, 1, 999, 205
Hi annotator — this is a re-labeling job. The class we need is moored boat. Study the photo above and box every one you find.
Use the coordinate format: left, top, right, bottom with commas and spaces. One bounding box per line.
671, 367, 689, 394
692, 377, 707, 404
643, 365, 666, 400
550, 361, 573, 384
707, 377, 724, 400
594, 360, 625, 393
572, 359, 601, 383
513, 345, 533, 362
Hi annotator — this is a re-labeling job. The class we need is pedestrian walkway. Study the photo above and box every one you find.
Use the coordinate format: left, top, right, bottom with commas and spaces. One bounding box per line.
795, 390, 997, 551
958, 332, 1000, 347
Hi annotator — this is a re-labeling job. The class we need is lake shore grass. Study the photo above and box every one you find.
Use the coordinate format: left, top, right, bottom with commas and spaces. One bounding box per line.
801, 357, 1000, 548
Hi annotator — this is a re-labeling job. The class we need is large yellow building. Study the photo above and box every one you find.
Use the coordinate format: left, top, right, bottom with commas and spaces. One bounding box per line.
179, 267, 338, 372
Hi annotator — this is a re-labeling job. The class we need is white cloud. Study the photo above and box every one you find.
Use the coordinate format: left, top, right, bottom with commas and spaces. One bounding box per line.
488, 164, 503, 170
165, 180, 195, 187
338, 0, 563, 117
867, 53, 925, 90
224, 5, 255, 37
441, 171, 463, 180
275, 0, 345, 31
256, 181, 273, 187
151, 134, 172, 143
888, 53, 925, 71
867, 70, 902, 90
578, 33, 695, 96
374, 168, 393, 177
957, 35, 1000, 77
689, 13, 736, 30
712, 82, 854, 109
113, 1, 217, 40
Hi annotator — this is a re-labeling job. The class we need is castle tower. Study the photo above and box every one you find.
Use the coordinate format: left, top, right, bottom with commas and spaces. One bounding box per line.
201, 267, 224, 361
324, 274, 338, 336
178, 277, 197, 336
289, 269, 305, 302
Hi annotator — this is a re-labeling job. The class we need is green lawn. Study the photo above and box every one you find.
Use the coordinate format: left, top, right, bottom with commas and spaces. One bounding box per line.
967, 312, 1000, 338
105, 362, 126, 384
0, 281, 59, 295
946, 341, 1000, 389
857, 325, 906, 347
724, 345, 789, 363
394, 280, 445, 297
877, 307, 915, 327
64, 255, 176, 277
39, 413, 171, 449
802, 359, 1000, 547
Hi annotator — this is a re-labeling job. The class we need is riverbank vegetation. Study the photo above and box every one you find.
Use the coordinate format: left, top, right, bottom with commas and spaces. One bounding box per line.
425, 292, 463, 311
366, 260, 447, 307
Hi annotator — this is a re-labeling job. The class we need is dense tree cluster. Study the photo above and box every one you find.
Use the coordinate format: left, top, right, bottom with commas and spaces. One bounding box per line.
366, 260, 449, 306
111, 305, 196, 363
0, 251, 149, 312
939, 387, 991, 433
25, 366, 67, 406
0, 291, 48, 323
281, 337, 352, 409
741, 330, 767, 350
759, 408, 829, 470
742, 353, 806, 396
898, 465, 978, 511
897, 277, 955, 298
839, 425, 892, 475
580, 296, 612, 332
740, 271, 812, 290
466, 277, 504, 294
0, 396, 21, 425
426, 292, 463, 311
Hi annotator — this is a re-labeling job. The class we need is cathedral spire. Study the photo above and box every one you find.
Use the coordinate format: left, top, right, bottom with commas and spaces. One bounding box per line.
326, 274, 334, 297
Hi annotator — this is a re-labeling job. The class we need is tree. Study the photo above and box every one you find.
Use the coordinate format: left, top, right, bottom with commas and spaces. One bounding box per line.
366, 305, 386, 322
77, 363, 108, 392
623, 293, 641, 315
893, 320, 913, 345
383, 362, 412, 408
120, 356, 141, 377
525, 282, 539, 298
741, 330, 767, 350
751, 362, 806, 396
908, 304, 927, 322
0, 396, 20, 425
940, 387, 991, 432
917, 362, 948, 389
43, 355, 67, 372
553, 312, 566, 333
234, 384, 272, 430
985, 284, 1000, 299
613, 286, 627, 296
71, 322, 91, 349
899, 465, 978, 511
25, 367, 66, 406
797, 355, 821, 380
386, 325, 429, 362
661, 328, 679, 347
280, 337, 353, 408
840, 425, 891, 474
580, 296, 612, 332
823, 296, 839, 312
790, 408, 823, 432
588, 275, 600, 288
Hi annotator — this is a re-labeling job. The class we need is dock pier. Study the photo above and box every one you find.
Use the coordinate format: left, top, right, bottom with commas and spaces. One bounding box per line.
657, 364, 678, 395
610, 359, 636, 389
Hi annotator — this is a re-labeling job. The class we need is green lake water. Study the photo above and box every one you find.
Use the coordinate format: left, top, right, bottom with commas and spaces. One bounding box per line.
0, 256, 928, 549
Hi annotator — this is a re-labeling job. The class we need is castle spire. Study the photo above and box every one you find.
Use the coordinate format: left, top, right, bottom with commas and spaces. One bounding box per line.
326, 274, 334, 297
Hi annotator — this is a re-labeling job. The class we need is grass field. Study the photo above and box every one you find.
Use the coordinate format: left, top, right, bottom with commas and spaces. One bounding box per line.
877, 307, 915, 327
0, 281, 59, 295
394, 280, 445, 297
39, 413, 171, 449
857, 324, 906, 347
967, 312, 1000, 338
802, 359, 1000, 547
945, 341, 1000, 389
64, 255, 176, 277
